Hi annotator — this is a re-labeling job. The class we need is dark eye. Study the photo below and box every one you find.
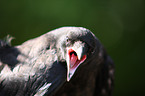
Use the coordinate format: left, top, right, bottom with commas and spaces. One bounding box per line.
66, 38, 69, 42
66, 36, 70, 42
66, 37, 71, 46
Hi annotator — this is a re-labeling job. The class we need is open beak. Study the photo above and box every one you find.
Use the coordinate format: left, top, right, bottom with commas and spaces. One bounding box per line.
66, 45, 87, 81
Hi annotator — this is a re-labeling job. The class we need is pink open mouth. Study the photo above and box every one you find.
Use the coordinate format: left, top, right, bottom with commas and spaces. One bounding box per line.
68, 49, 86, 70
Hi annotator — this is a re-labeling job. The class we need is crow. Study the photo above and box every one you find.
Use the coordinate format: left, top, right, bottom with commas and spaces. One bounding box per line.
0, 27, 114, 96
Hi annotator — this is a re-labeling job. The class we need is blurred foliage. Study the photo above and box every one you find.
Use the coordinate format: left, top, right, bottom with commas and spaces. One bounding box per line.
0, 0, 145, 96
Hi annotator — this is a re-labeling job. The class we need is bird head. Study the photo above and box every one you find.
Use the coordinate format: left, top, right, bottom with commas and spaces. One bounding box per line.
53, 27, 97, 81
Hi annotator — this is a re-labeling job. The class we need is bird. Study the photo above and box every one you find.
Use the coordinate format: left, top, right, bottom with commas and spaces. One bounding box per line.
0, 27, 114, 96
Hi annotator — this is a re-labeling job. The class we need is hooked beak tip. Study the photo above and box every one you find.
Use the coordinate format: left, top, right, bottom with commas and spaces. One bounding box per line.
67, 76, 70, 82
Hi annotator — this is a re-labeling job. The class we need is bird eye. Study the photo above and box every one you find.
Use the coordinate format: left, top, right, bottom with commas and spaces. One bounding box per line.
66, 37, 69, 42
65, 37, 71, 46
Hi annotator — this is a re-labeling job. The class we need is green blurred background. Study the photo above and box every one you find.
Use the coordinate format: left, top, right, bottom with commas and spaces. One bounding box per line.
0, 0, 145, 96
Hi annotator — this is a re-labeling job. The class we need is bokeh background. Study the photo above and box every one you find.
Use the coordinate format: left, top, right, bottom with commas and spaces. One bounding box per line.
0, 0, 145, 96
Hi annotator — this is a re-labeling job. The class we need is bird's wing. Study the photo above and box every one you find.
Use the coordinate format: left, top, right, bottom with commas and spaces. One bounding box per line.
0, 35, 66, 96
94, 50, 114, 96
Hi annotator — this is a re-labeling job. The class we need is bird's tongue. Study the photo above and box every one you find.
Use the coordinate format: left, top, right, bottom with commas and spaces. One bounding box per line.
70, 53, 78, 68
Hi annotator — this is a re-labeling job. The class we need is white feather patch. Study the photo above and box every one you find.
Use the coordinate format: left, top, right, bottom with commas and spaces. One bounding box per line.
34, 83, 52, 96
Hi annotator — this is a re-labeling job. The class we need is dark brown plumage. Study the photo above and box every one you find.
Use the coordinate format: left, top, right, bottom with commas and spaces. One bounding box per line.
54, 27, 114, 96
0, 27, 114, 96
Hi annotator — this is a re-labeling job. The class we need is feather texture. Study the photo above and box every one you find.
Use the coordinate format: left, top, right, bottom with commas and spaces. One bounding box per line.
0, 27, 114, 96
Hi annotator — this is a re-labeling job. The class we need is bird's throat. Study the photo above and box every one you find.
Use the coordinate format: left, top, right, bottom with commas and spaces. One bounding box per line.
69, 52, 86, 69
